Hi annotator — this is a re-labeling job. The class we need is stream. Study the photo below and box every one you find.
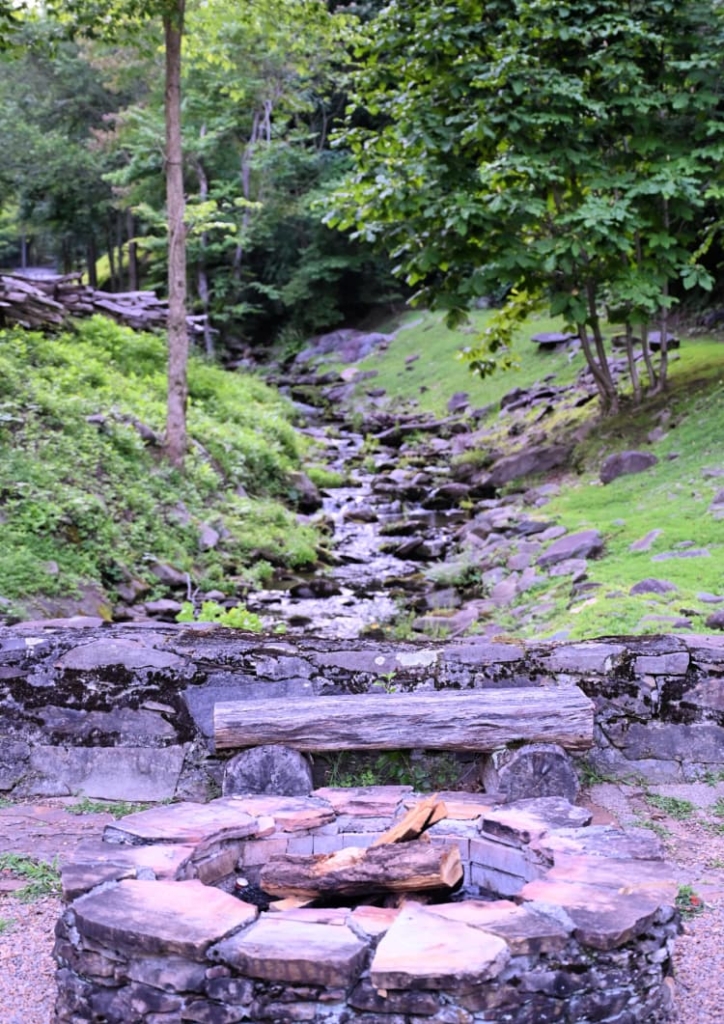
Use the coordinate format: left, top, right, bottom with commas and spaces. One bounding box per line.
244, 385, 492, 640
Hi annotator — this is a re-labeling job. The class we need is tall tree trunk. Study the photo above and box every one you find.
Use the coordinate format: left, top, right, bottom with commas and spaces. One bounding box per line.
127, 210, 139, 292
624, 324, 641, 405
86, 234, 98, 289
164, 0, 189, 471
194, 130, 214, 357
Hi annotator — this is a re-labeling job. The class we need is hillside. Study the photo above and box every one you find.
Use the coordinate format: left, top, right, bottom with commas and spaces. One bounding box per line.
0, 317, 321, 624
1, 309, 723, 640
281, 308, 724, 641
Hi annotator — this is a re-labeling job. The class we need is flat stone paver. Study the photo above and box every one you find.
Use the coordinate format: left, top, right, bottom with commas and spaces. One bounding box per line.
520, 877, 667, 950
61, 838, 196, 899
424, 898, 571, 955
103, 799, 260, 846
211, 915, 369, 986
224, 794, 336, 831
73, 878, 258, 958
370, 903, 510, 992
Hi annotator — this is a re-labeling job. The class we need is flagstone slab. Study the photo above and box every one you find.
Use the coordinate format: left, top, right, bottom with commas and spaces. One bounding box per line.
61, 839, 195, 899
370, 904, 510, 992
481, 797, 591, 847
313, 786, 411, 818
349, 905, 400, 938
210, 916, 369, 986
544, 854, 677, 898
520, 877, 666, 950
73, 879, 258, 959
225, 794, 335, 831
535, 825, 665, 862
103, 800, 259, 847
425, 899, 571, 955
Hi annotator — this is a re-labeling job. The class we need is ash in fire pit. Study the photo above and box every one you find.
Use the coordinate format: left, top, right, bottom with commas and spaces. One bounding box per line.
54, 787, 680, 1023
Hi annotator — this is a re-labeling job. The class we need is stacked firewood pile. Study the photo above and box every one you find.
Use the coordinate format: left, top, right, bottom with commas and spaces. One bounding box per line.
254, 795, 463, 910
0, 272, 206, 336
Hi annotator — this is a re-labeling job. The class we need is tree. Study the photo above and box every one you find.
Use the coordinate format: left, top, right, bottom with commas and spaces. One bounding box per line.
46, 0, 189, 467
326, 0, 724, 412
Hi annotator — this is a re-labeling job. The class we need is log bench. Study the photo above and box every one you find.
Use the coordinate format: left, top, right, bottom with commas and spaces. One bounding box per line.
213, 686, 594, 754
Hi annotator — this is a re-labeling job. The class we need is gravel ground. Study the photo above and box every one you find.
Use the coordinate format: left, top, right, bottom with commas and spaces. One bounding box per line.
0, 785, 722, 1024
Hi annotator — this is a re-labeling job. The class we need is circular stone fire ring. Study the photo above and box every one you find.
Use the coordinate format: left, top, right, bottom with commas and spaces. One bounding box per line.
54, 787, 680, 1023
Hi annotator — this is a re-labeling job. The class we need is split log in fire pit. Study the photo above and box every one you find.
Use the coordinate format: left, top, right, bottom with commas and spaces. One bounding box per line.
259, 795, 463, 901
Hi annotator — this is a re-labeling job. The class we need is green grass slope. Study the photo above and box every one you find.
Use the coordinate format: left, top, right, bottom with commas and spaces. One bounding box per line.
331, 309, 724, 640
0, 318, 319, 619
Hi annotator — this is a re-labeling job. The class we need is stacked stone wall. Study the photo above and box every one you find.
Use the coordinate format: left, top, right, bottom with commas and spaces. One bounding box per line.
0, 626, 722, 801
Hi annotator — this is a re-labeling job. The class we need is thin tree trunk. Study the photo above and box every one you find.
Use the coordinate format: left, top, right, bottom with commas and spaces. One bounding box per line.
107, 227, 117, 291
164, 0, 189, 471
194, 129, 214, 357
655, 283, 670, 395
624, 324, 641, 404
127, 210, 138, 292
86, 234, 97, 289
586, 281, 617, 413
640, 324, 658, 393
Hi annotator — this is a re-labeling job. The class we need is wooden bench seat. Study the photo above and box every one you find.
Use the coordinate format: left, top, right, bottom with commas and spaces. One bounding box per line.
213, 686, 594, 754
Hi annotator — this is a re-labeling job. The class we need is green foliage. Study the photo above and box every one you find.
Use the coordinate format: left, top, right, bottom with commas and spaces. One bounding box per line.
645, 794, 696, 820
305, 465, 347, 489
66, 798, 150, 818
676, 884, 705, 917
0, 320, 321, 611
327, 0, 724, 407
711, 798, 724, 819
324, 750, 460, 791
0, 854, 61, 901
175, 600, 263, 631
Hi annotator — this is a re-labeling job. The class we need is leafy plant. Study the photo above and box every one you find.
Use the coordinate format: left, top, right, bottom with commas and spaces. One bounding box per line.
175, 599, 263, 631
0, 917, 13, 935
370, 670, 398, 694
645, 794, 696, 820
632, 816, 671, 840
711, 798, 724, 819
676, 884, 705, 917
65, 798, 150, 819
0, 854, 61, 902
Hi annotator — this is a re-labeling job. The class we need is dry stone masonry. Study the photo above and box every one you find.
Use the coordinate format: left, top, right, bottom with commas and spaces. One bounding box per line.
0, 625, 722, 800
54, 789, 680, 1024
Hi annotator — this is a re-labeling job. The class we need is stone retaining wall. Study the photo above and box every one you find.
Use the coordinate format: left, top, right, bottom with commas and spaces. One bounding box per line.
1, 625, 722, 801
54, 789, 679, 1024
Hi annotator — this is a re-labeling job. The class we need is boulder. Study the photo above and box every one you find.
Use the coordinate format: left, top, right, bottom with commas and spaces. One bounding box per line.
485, 445, 572, 487
537, 530, 603, 568
600, 450, 658, 485
222, 745, 313, 797
629, 579, 677, 596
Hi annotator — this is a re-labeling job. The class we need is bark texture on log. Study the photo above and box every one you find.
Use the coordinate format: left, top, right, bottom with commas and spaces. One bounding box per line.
259, 840, 463, 899
213, 687, 594, 753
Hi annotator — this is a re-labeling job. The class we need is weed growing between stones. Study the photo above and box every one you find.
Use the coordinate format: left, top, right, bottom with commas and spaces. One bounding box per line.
0, 917, 13, 934
675, 884, 705, 917
323, 750, 462, 791
710, 798, 724, 818
0, 854, 60, 901
645, 795, 696, 820
65, 799, 151, 819
633, 816, 671, 840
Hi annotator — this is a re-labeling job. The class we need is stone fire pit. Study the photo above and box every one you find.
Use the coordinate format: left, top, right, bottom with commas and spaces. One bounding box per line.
54, 787, 680, 1023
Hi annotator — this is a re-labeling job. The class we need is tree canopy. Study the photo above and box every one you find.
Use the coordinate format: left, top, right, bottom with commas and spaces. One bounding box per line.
326, 0, 724, 410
